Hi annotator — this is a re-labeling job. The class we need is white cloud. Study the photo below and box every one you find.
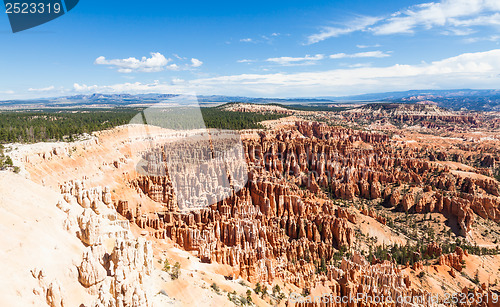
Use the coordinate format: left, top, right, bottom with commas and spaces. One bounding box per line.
266, 54, 325, 65
95, 52, 203, 73
28, 86, 55, 92
171, 78, 185, 84
329, 51, 391, 59
190, 58, 203, 68
73, 80, 174, 94
74, 49, 500, 97
356, 44, 381, 48
306, 16, 380, 44
173, 54, 186, 60
307, 0, 500, 43
237, 59, 256, 63
191, 49, 500, 96
372, 0, 500, 35
95, 52, 173, 73
240, 33, 282, 44
442, 28, 476, 36
463, 34, 500, 43
347, 63, 372, 68
168, 64, 179, 70
0, 90, 14, 95
449, 12, 500, 27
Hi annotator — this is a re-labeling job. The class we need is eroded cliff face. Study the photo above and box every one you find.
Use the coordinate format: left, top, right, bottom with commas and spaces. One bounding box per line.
121, 121, 500, 295
12, 121, 500, 306
56, 180, 155, 307
128, 172, 355, 286
291, 250, 436, 307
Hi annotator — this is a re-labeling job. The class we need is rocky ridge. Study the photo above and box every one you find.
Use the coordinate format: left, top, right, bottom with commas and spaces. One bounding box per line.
31, 179, 156, 307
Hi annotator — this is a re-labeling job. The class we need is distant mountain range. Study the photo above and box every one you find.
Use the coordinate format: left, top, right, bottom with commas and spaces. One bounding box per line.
0, 93, 334, 109
322, 89, 500, 101
1, 89, 500, 111
326, 89, 500, 111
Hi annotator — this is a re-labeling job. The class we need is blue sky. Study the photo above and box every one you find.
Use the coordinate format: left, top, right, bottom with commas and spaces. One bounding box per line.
1, 0, 500, 99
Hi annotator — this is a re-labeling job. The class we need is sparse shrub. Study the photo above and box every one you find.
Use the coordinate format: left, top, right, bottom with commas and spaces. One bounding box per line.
238, 280, 248, 287
240, 296, 249, 305
261, 285, 268, 298
170, 262, 181, 280
254, 282, 261, 294
4, 156, 13, 166
272, 284, 280, 295
211, 282, 220, 293
157, 289, 168, 296
302, 288, 310, 297
473, 270, 480, 285
163, 259, 170, 272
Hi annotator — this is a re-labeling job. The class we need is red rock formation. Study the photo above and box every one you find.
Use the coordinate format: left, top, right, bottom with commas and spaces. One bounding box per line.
124, 121, 498, 289
129, 171, 355, 284
291, 251, 433, 307
426, 242, 442, 258
457, 286, 499, 307
412, 260, 424, 271
360, 207, 386, 225
439, 247, 466, 272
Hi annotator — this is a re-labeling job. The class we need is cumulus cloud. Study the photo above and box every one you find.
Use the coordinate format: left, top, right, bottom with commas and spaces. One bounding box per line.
266, 54, 325, 66
95, 52, 172, 73
307, 0, 500, 43
190, 58, 203, 68
95, 52, 202, 73
75, 49, 500, 97
329, 51, 391, 59
240, 38, 253, 43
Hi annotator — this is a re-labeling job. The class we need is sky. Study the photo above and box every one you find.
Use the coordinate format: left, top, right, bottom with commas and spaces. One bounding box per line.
1, 0, 500, 99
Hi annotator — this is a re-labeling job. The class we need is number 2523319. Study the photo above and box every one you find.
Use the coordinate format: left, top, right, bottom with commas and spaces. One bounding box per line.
6, 3, 62, 14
